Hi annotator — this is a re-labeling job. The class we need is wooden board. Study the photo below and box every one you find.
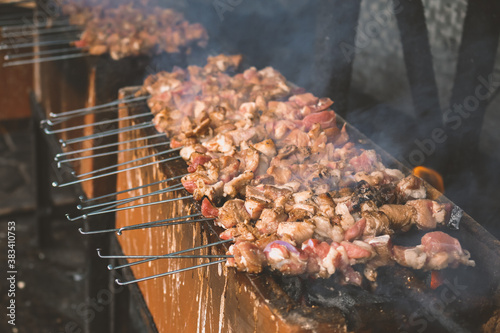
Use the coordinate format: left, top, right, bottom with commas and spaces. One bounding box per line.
0, 6, 33, 121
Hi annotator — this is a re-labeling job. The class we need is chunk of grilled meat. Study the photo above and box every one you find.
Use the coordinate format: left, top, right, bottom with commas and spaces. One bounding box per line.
392, 231, 475, 270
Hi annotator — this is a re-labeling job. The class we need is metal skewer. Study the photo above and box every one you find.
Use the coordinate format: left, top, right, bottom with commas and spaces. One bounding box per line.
67, 194, 193, 221
57, 141, 169, 168
52, 155, 183, 188
3, 52, 88, 67
2, 25, 80, 37
67, 183, 185, 221
116, 216, 211, 235
45, 102, 146, 127
67, 189, 190, 222
77, 183, 184, 211
78, 214, 203, 235
55, 133, 166, 160
5, 46, 85, 60
72, 147, 180, 178
101, 253, 231, 259
115, 260, 227, 285
78, 173, 185, 203
2, 20, 70, 32
109, 239, 233, 271
45, 111, 151, 134
0, 39, 75, 50
68, 195, 193, 219
80, 183, 184, 213
49, 95, 148, 118
59, 121, 154, 147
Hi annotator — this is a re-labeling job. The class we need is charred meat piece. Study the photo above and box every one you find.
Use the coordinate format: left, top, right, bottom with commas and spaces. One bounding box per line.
255, 208, 288, 235
277, 222, 315, 245
264, 240, 307, 275
226, 241, 266, 274
216, 199, 251, 229
69, 5, 209, 60
378, 204, 414, 232
396, 174, 426, 203
220, 224, 258, 242
313, 193, 336, 219
235, 148, 260, 173
362, 210, 392, 237
223, 171, 254, 198
405, 199, 448, 229
193, 181, 224, 202
253, 139, 277, 157
302, 239, 340, 277
344, 218, 366, 241
392, 231, 475, 270
244, 198, 267, 220
201, 198, 218, 218
351, 180, 396, 211
378, 199, 449, 231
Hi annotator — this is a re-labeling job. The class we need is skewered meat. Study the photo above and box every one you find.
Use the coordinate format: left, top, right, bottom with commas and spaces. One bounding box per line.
216, 199, 250, 229
392, 231, 475, 270
379, 199, 449, 231
277, 222, 315, 245
226, 241, 266, 274
244, 199, 266, 220
264, 240, 307, 275
396, 174, 427, 203
140, 54, 474, 283
64, 3, 208, 60
193, 181, 223, 202
223, 171, 254, 198
406, 199, 448, 229
363, 234, 394, 281
344, 218, 366, 241
255, 208, 287, 235
220, 224, 257, 242
201, 198, 219, 218
253, 139, 277, 157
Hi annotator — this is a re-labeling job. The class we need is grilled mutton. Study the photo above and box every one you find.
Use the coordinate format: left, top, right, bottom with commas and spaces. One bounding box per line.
138, 54, 474, 284
392, 231, 474, 270
62, 2, 208, 60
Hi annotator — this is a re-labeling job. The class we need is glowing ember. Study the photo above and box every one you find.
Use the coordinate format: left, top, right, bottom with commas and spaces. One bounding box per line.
413, 166, 444, 193
430, 270, 444, 289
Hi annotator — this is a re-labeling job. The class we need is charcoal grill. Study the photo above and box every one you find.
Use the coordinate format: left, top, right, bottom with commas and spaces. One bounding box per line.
79, 85, 499, 333
15, 0, 500, 332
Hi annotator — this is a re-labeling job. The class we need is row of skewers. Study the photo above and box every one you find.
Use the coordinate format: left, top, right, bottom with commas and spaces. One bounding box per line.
39, 54, 474, 287
0, 0, 208, 66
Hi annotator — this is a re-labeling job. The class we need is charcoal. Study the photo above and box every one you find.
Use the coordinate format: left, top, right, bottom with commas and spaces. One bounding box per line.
272, 274, 304, 303
306, 280, 389, 308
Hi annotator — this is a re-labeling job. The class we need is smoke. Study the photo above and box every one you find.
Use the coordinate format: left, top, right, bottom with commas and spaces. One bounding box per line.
169, 1, 317, 87
142, 0, 500, 238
